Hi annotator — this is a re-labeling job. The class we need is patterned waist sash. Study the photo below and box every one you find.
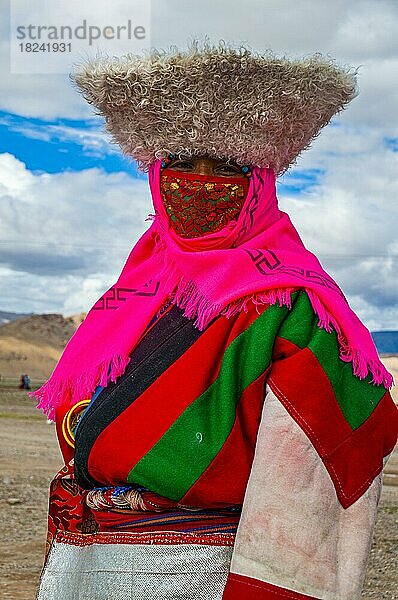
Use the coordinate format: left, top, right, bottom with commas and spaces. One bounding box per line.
84, 483, 241, 534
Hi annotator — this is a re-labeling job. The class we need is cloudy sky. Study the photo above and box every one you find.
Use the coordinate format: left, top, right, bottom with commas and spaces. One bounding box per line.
0, 0, 397, 331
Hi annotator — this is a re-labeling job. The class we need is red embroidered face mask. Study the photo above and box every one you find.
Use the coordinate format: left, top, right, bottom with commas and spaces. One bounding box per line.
160, 168, 250, 238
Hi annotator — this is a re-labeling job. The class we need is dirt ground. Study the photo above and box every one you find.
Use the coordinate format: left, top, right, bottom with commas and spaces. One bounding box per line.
0, 388, 397, 600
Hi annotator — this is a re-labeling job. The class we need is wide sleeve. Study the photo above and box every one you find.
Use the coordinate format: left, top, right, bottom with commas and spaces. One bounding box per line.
222, 289, 397, 599
222, 382, 390, 600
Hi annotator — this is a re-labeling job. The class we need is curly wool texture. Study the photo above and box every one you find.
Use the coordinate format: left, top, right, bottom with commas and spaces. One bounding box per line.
69, 39, 358, 174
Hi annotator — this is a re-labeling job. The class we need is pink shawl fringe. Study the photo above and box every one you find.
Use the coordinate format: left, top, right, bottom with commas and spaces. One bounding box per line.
29, 160, 394, 420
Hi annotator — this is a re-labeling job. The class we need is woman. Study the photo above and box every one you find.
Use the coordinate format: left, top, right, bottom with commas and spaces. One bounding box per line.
32, 41, 397, 599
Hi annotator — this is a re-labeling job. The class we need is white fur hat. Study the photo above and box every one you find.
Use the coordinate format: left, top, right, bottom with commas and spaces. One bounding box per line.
70, 39, 358, 175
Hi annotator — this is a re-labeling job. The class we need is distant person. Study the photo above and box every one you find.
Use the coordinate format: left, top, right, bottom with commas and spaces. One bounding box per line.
18, 373, 31, 390
23, 374, 31, 390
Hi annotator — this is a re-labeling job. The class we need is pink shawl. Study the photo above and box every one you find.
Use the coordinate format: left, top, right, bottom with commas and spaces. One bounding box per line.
30, 159, 394, 419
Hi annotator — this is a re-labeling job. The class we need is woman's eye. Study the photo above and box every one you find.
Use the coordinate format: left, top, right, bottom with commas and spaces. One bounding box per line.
215, 165, 240, 175
169, 161, 194, 170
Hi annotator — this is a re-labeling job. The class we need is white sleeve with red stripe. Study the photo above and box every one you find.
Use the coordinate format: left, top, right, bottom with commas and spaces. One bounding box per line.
222, 383, 384, 600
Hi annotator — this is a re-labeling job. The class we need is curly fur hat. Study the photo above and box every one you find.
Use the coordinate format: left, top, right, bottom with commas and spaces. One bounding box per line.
69, 39, 358, 175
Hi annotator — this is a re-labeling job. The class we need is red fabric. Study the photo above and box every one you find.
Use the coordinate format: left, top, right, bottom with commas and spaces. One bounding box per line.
56, 529, 236, 547
41, 460, 96, 572
87, 301, 268, 486
222, 573, 320, 599
326, 390, 398, 506
268, 339, 398, 507
93, 509, 240, 533
180, 368, 270, 507
55, 405, 74, 464
160, 168, 250, 238
269, 341, 353, 455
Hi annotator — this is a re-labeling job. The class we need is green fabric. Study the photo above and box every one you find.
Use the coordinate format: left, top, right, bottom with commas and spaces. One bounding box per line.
277, 292, 386, 429
127, 290, 387, 499
127, 299, 290, 500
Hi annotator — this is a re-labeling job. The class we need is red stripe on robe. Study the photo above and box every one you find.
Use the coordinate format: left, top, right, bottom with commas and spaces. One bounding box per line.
222, 573, 320, 599
180, 368, 270, 508
268, 338, 398, 507
88, 303, 270, 485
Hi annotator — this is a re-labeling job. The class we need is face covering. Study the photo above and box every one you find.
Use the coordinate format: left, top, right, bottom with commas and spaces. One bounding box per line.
160, 168, 250, 238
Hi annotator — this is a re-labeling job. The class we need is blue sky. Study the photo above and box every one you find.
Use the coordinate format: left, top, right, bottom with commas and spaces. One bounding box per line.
0, 111, 142, 176
0, 109, 323, 193
0, 0, 397, 331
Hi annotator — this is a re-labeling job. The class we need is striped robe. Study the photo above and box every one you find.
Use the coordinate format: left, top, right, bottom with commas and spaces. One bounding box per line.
37, 290, 398, 600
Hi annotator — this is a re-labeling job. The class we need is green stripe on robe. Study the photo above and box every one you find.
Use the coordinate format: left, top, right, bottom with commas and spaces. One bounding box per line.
127, 290, 387, 499
277, 292, 386, 429
127, 298, 291, 500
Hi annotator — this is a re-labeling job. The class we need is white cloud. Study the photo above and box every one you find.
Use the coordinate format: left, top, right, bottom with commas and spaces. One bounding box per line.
0, 0, 397, 330
0, 153, 154, 315
331, 0, 398, 60
0, 0, 150, 119
0, 113, 121, 159
278, 127, 398, 329
345, 293, 398, 332
0, 0, 397, 129
0, 146, 396, 329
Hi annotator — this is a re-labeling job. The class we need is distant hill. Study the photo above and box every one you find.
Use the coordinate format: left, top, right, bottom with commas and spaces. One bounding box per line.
0, 312, 86, 380
0, 308, 396, 381
0, 310, 34, 325
371, 331, 398, 355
